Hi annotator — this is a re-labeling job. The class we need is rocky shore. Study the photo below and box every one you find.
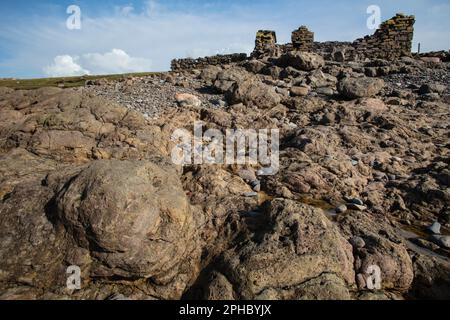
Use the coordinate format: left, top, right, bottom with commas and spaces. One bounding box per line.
0, 15, 449, 300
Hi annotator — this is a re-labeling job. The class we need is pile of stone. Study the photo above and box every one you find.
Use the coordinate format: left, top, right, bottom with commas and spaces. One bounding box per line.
292, 26, 314, 51
353, 14, 415, 60
171, 53, 248, 71
252, 30, 278, 57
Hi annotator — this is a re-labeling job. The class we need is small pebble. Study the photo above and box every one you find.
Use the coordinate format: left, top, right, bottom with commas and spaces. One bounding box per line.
243, 192, 258, 198
252, 182, 261, 192
428, 221, 441, 235
348, 203, 367, 211
431, 235, 450, 249
336, 204, 348, 214
350, 198, 364, 206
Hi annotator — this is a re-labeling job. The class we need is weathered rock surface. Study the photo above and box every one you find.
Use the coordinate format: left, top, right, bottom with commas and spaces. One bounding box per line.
338, 77, 385, 99
197, 200, 355, 300
1, 31, 449, 300
277, 51, 325, 71
0, 89, 203, 299
225, 76, 281, 109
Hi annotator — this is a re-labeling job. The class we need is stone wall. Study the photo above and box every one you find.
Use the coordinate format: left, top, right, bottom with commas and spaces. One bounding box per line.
171, 53, 248, 71
252, 30, 278, 57
171, 13, 417, 70
353, 14, 415, 60
292, 26, 314, 51
255, 14, 415, 62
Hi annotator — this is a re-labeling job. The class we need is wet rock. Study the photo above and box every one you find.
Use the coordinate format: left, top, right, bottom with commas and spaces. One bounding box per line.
431, 235, 450, 249
428, 221, 441, 235
349, 198, 364, 206
411, 238, 440, 251
347, 204, 367, 211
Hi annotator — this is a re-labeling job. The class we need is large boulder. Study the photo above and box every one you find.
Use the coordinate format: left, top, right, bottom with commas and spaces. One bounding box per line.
277, 51, 325, 71
53, 159, 200, 281
212, 67, 248, 93
203, 199, 355, 300
0, 88, 205, 299
337, 77, 385, 99
0, 157, 203, 299
200, 65, 222, 86
225, 77, 281, 109
339, 211, 414, 292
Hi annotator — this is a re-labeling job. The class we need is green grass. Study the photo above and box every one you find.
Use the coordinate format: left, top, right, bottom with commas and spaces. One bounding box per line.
0, 72, 162, 90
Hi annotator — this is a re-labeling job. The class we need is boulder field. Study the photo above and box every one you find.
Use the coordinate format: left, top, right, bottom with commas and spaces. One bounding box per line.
0, 50, 449, 300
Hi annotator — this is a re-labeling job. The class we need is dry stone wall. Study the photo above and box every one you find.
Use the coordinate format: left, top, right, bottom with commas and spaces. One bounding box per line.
171, 13, 416, 71
171, 53, 248, 71
252, 30, 278, 58
292, 26, 314, 51
353, 14, 415, 60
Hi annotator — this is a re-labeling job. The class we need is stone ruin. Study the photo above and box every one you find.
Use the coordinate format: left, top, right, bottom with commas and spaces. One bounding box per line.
170, 13, 416, 71
171, 53, 247, 71
291, 26, 314, 51
353, 13, 415, 60
252, 30, 278, 57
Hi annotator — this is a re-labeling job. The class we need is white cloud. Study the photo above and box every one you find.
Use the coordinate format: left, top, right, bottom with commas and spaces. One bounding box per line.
43, 49, 152, 77
0, 1, 272, 78
80, 49, 152, 75
44, 55, 90, 77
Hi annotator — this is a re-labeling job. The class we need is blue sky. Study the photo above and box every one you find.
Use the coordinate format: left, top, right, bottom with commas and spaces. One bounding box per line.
0, 0, 449, 78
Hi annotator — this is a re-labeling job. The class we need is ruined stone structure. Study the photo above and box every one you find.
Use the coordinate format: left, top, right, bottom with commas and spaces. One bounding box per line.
292, 26, 314, 51
354, 14, 415, 60
171, 53, 248, 71
252, 30, 278, 57
170, 13, 416, 71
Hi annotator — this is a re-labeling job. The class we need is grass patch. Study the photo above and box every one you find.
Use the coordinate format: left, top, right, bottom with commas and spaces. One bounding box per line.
0, 72, 163, 90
